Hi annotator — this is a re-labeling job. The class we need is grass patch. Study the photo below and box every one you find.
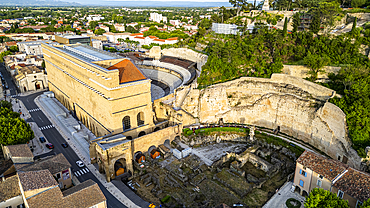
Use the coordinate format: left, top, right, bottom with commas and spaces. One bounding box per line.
161, 195, 171, 203
182, 127, 249, 137
255, 131, 305, 157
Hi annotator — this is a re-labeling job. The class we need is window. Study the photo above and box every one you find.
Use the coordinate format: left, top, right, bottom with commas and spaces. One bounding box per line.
299, 179, 304, 187
17, 203, 25, 208
317, 179, 322, 187
89, 205, 98, 208
338, 155, 341, 161
56, 173, 61, 180
319, 175, 324, 179
338, 190, 344, 199
122, 116, 131, 130
6, 206, 12, 208
137, 112, 144, 126
299, 169, 307, 177
356, 201, 363, 208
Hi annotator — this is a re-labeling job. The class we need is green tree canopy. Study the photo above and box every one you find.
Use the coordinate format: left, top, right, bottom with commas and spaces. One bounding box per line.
305, 188, 349, 208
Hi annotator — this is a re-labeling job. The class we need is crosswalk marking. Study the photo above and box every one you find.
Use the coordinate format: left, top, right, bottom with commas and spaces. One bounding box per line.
28, 108, 41, 113
10, 94, 20, 98
74, 168, 90, 177
39, 125, 54, 131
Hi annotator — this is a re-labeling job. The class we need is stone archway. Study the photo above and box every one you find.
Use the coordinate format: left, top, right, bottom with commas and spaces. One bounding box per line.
295, 186, 301, 195
164, 139, 170, 149
154, 127, 160, 132
114, 158, 127, 177
35, 82, 41, 90
138, 131, 146, 137
302, 190, 309, 197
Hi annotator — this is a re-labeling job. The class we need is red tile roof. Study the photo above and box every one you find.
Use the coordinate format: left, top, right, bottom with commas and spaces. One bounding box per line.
166, 37, 178, 40
334, 168, 370, 202
153, 39, 165, 42
296, 151, 348, 181
130, 33, 143, 36
107, 59, 146, 84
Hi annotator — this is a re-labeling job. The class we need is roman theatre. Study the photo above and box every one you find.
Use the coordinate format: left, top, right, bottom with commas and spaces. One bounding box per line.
42, 43, 364, 182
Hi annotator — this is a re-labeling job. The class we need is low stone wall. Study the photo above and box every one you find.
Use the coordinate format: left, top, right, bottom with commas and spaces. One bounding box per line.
282, 65, 341, 81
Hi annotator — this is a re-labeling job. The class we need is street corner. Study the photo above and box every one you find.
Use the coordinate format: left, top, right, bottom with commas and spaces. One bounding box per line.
28, 122, 53, 156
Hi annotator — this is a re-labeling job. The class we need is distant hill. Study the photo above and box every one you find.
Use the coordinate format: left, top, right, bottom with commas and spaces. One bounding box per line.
0, 0, 81, 6
0, 0, 232, 7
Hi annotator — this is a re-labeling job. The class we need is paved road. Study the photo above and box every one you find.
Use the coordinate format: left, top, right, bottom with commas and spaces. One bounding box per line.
0, 64, 128, 208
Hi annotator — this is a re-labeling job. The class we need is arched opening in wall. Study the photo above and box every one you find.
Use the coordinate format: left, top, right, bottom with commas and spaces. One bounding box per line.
138, 131, 146, 137
154, 127, 160, 132
23, 86, 27, 92
134, 151, 145, 164
219, 118, 224, 125
148, 145, 156, 154
35, 82, 40, 90
302, 190, 309, 197
174, 136, 180, 141
164, 139, 170, 149
122, 116, 131, 130
294, 186, 301, 195
114, 158, 126, 177
137, 112, 144, 126
148, 145, 160, 159
126, 136, 132, 140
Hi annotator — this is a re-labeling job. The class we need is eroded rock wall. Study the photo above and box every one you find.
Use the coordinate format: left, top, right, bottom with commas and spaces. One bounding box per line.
178, 74, 361, 168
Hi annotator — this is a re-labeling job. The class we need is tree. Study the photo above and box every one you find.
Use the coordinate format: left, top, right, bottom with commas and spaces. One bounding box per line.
0, 51, 12, 62
283, 17, 288, 37
229, 0, 247, 15
351, 17, 357, 33
94, 29, 106, 35
9, 46, 18, 52
309, 12, 321, 34
0, 100, 12, 109
89, 21, 98, 30
126, 25, 138, 33
303, 52, 330, 81
362, 198, 370, 208
292, 12, 301, 33
305, 188, 349, 208
41, 60, 45, 69
351, 0, 366, 8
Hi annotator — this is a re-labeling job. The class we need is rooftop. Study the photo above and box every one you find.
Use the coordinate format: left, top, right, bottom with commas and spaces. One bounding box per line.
334, 168, 370, 202
18, 170, 58, 192
0, 175, 21, 201
296, 151, 348, 181
96, 133, 130, 151
20, 153, 71, 175
6, 144, 33, 158
57, 44, 121, 63
107, 59, 147, 84
58, 35, 90, 39
62, 179, 106, 207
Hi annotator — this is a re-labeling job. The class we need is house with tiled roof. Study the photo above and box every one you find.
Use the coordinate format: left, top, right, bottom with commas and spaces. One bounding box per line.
19, 153, 72, 189
3, 144, 34, 164
294, 151, 370, 208
0, 158, 106, 208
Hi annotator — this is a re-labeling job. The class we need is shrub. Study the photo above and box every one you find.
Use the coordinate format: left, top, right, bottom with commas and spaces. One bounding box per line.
286, 198, 301, 208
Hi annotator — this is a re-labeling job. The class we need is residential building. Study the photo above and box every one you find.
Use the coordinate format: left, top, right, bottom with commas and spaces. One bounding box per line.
92, 39, 103, 50
55, 35, 91, 46
3, 54, 43, 76
261, 0, 270, 11
3, 144, 34, 164
114, 24, 125, 32
170, 20, 181, 26
150, 13, 167, 23
293, 151, 370, 208
0, 175, 24, 208
17, 40, 58, 55
99, 25, 110, 33
183, 24, 198, 31
14, 65, 48, 93
103, 32, 130, 43
212, 23, 240, 35
18, 153, 72, 189
86, 15, 104, 21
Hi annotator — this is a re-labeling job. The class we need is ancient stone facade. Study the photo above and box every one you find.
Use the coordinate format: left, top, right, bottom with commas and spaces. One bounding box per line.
177, 74, 361, 168
90, 122, 182, 182
42, 43, 154, 137
282, 65, 341, 81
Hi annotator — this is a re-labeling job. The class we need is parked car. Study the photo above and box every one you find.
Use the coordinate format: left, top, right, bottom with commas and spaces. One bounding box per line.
39, 137, 46, 143
61, 143, 69, 148
45, 143, 54, 149
76, 160, 84, 168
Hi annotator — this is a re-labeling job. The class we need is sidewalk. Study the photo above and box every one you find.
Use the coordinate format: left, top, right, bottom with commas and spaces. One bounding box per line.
263, 181, 305, 208
34, 93, 142, 208
0, 96, 51, 157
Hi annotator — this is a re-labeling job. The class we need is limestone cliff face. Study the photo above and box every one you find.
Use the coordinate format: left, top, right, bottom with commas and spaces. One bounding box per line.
179, 74, 361, 168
